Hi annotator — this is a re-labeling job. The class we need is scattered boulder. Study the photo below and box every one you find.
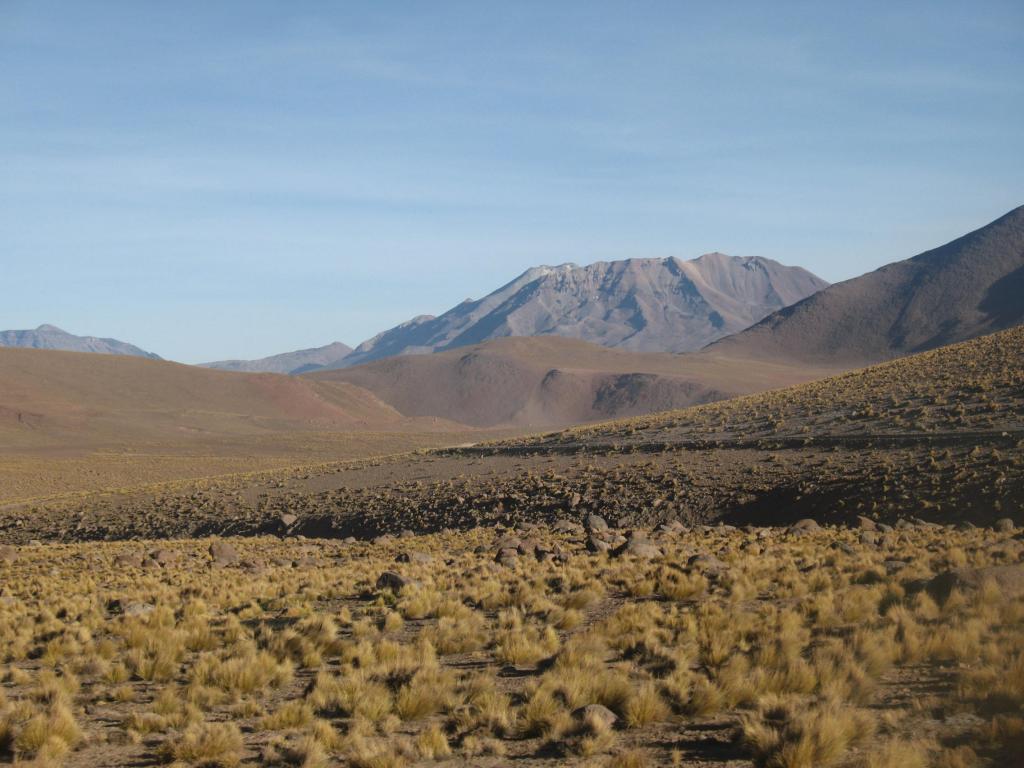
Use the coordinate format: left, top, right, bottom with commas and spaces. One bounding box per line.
208, 540, 239, 566
495, 548, 520, 566
279, 513, 298, 530
113, 552, 145, 569
585, 514, 609, 532
927, 564, 1024, 603
613, 533, 662, 559
586, 536, 610, 554
552, 519, 582, 535
396, 551, 433, 565
148, 549, 176, 566
687, 553, 727, 573
376, 571, 415, 592
994, 518, 1016, 533
655, 520, 686, 535
789, 519, 821, 534
855, 516, 877, 531
859, 531, 880, 547
495, 536, 523, 552
107, 598, 155, 617
123, 601, 156, 617
573, 704, 618, 730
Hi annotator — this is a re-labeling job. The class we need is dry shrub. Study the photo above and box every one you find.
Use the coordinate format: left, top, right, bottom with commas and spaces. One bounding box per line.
742, 697, 875, 768
858, 738, 930, 768
161, 721, 244, 767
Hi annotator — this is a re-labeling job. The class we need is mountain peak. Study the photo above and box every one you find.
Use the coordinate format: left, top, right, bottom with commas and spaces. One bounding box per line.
340, 253, 828, 367
35, 323, 66, 333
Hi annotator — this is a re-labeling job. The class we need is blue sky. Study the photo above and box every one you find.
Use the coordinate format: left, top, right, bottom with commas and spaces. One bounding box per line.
2, 1, 1021, 363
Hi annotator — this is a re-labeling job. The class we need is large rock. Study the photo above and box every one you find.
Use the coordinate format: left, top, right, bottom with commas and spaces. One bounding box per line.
927, 564, 1024, 603
552, 519, 583, 535
585, 514, 609, 532
789, 519, 821, 534
994, 518, 1016, 533
376, 571, 415, 592
208, 540, 239, 566
613, 533, 662, 559
573, 704, 618, 730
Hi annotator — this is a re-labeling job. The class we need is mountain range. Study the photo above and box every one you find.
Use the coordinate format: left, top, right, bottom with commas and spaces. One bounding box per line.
200, 341, 353, 375
198, 252, 826, 373
0, 324, 160, 359
2, 206, 1020, 434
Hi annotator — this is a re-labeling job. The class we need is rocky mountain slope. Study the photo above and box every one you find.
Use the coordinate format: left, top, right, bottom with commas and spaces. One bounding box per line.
708, 205, 1024, 365
0, 324, 160, 359
339, 253, 827, 366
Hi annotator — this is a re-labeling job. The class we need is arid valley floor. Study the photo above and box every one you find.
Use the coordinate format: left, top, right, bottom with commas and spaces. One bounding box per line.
0, 328, 1022, 767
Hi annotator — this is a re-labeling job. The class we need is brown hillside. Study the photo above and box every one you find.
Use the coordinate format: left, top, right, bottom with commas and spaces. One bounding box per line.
16, 328, 1021, 543
0, 347, 486, 502
308, 335, 835, 428
708, 205, 1024, 365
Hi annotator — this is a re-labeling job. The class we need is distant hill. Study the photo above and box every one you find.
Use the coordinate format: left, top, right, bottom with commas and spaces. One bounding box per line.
0, 324, 161, 359
308, 335, 835, 428
339, 254, 827, 367
708, 206, 1024, 365
201, 341, 353, 374
0, 345, 457, 453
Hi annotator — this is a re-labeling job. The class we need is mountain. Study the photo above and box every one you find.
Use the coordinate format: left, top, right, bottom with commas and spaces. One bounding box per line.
0, 324, 161, 359
201, 341, 352, 374
308, 335, 836, 428
338, 254, 828, 367
708, 205, 1024, 365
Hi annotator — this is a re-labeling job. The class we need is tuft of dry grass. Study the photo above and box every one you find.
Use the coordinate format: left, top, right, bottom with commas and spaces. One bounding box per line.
160, 721, 244, 767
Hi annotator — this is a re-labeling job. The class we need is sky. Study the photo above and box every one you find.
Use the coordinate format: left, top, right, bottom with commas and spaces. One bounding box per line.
1, 1, 1022, 363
